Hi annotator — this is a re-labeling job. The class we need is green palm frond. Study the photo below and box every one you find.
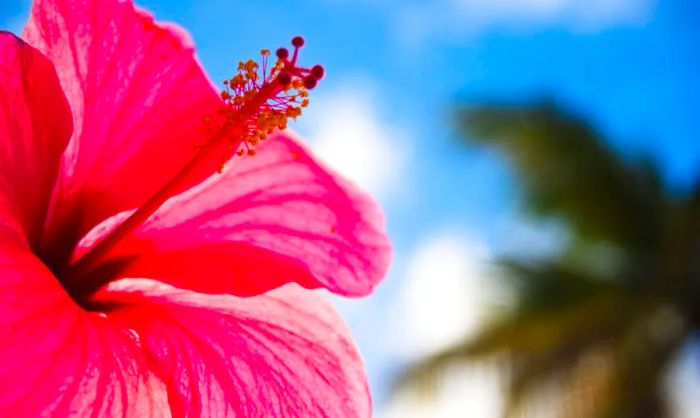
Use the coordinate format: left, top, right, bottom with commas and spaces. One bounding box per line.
456, 101, 664, 252
397, 99, 700, 418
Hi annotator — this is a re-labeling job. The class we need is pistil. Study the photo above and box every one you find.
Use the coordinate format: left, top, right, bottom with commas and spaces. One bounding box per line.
61, 37, 324, 301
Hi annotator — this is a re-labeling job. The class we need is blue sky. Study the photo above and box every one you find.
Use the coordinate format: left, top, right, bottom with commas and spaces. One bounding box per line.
3, 0, 700, 415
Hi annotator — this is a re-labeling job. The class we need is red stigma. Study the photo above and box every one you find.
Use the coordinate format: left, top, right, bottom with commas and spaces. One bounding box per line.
276, 47, 289, 60
311, 65, 325, 80
292, 36, 305, 48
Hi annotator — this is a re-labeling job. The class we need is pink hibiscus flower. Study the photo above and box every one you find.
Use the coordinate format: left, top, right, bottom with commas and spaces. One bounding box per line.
0, 0, 390, 416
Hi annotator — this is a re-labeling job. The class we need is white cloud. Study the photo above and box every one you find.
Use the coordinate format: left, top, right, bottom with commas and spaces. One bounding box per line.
298, 77, 410, 199
393, 0, 656, 48
668, 346, 700, 418
389, 230, 497, 360
379, 230, 504, 418
379, 364, 502, 418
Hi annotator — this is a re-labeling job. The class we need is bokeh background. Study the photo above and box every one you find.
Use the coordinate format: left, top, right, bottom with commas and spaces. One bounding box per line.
3, 0, 700, 416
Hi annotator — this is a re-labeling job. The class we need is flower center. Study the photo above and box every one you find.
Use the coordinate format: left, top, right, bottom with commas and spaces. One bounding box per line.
59, 36, 323, 303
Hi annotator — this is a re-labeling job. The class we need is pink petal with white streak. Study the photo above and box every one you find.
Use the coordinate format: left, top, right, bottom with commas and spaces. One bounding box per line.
102, 280, 372, 418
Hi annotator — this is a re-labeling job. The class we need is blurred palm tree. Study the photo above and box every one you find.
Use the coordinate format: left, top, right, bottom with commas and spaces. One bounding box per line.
399, 100, 700, 418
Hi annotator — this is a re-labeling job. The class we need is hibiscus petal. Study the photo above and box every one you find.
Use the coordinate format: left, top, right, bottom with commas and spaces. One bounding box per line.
0, 224, 167, 417
102, 280, 372, 418
0, 32, 71, 247
103, 133, 391, 297
23, 0, 222, 259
